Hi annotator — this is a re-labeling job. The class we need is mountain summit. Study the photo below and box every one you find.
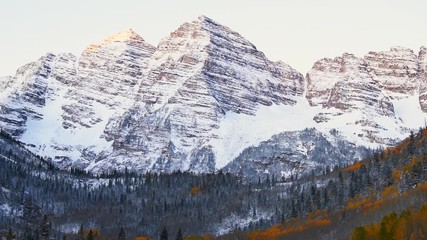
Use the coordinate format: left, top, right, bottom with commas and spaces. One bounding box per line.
0, 16, 426, 179
101, 15, 305, 173
104, 28, 145, 43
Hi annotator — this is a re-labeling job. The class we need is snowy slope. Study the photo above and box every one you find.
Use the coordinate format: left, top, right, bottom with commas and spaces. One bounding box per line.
0, 16, 426, 177
0, 30, 155, 168
96, 16, 304, 173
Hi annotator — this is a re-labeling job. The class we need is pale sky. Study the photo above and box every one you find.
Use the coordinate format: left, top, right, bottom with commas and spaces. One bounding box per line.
1, 0, 426, 76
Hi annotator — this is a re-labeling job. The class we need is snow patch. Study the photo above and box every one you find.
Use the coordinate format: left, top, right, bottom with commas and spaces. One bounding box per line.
392, 94, 427, 129
214, 210, 272, 236
210, 97, 319, 169
0, 204, 11, 215
20, 79, 113, 161
211, 94, 427, 169
58, 223, 81, 234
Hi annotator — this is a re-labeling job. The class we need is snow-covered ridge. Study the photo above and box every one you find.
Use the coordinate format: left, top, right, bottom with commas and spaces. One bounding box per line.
96, 15, 305, 173
0, 16, 426, 177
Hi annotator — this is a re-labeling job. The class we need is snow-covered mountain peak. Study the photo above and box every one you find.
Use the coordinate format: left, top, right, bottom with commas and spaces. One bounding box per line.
85, 28, 150, 52
103, 28, 145, 43
193, 15, 226, 30
1, 17, 427, 179
196, 15, 210, 22
97, 16, 305, 173
389, 46, 415, 53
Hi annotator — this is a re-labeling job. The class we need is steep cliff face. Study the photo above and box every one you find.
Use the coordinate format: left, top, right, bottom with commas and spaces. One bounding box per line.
419, 47, 427, 112
306, 47, 427, 147
306, 53, 394, 115
0, 53, 77, 136
97, 16, 304, 173
0, 16, 426, 177
62, 29, 155, 130
0, 30, 156, 168
307, 47, 426, 107
365, 47, 421, 97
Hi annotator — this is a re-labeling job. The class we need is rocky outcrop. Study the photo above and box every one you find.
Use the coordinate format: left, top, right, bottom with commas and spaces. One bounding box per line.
62, 29, 155, 129
0, 53, 76, 136
365, 47, 421, 96
0, 17, 426, 177
0, 30, 156, 168
308, 47, 426, 106
306, 47, 427, 146
307, 53, 394, 115
419, 47, 427, 112
223, 128, 369, 182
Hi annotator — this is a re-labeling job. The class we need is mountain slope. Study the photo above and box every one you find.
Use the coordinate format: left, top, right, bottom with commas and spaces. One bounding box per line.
306, 47, 427, 147
0, 53, 77, 136
217, 128, 427, 240
0, 16, 427, 176
97, 16, 305, 173
0, 30, 156, 169
223, 128, 369, 182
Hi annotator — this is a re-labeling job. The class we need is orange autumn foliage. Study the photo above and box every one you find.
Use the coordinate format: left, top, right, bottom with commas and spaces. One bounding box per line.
392, 170, 402, 181
346, 195, 372, 210
365, 224, 380, 239
417, 182, 427, 191
81, 228, 100, 239
247, 217, 331, 240
191, 185, 201, 196
382, 186, 398, 199
134, 237, 151, 240
345, 194, 389, 214
350, 204, 427, 240
344, 161, 363, 171
361, 199, 384, 214
185, 234, 214, 240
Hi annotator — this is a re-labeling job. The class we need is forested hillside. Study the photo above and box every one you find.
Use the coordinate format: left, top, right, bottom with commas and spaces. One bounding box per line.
2, 127, 427, 239
0, 129, 316, 239
219, 127, 427, 240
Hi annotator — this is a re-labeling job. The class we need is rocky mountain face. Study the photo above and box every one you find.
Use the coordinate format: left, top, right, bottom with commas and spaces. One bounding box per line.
306, 47, 427, 147
0, 16, 426, 180
0, 29, 156, 169
223, 128, 369, 182
62, 28, 155, 130
419, 47, 427, 112
0, 53, 77, 136
98, 16, 304, 173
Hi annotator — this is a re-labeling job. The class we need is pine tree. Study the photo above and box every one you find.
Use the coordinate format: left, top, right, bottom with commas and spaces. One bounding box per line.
87, 230, 94, 240
6, 228, 14, 240
382, 161, 393, 186
350, 226, 368, 240
23, 197, 33, 220
77, 224, 84, 240
118, 227, 126, 240
291, 200, 298, 218
408, 131, 416, 156
323, 189, 329, 208
160, 227, 168, 240
175, 229, 183, 240
39, 214, 50, 240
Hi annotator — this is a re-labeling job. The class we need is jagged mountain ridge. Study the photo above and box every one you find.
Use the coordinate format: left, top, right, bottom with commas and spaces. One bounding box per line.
0, 16, 426, 178
99, 16, 304, 173
306, 47, 427, 147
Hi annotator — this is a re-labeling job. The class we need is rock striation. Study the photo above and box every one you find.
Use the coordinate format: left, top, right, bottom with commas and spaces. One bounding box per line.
0, 16, 426, 180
